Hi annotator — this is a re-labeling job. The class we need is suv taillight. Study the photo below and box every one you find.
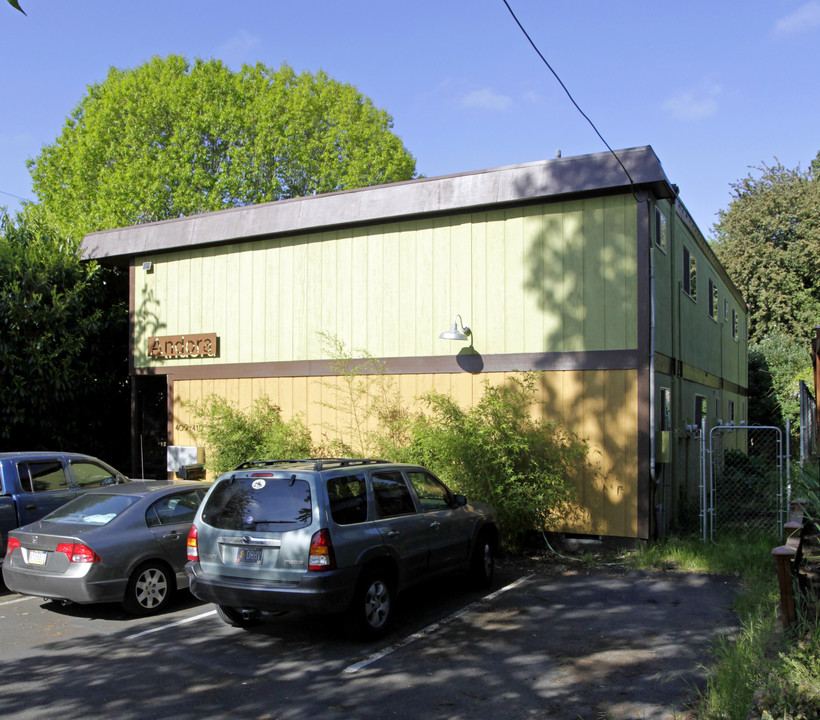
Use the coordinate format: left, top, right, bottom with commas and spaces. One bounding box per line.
6, 536, 21, 555
308, 529, 336, 571
55, 542, 100, 563
187, 524, 199, 561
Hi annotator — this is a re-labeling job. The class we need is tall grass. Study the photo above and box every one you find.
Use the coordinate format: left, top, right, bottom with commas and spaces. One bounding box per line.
626, 534, 781, 719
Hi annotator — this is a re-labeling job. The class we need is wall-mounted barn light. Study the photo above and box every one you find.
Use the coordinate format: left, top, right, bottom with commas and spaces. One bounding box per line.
439, 314, 471, 341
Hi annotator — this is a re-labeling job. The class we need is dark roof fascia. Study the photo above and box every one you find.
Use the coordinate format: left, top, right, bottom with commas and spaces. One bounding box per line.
81, 146, 676, 264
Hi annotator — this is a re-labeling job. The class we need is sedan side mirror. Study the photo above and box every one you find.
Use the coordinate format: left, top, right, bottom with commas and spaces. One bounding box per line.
454, 494, 467, 507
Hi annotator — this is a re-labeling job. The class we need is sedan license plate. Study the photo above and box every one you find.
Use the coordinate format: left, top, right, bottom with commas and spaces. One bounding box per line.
27, 549, 48, 566
236, 547, 263, 564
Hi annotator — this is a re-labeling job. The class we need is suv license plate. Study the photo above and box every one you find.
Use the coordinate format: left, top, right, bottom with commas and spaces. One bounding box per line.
236, 547, 263, 564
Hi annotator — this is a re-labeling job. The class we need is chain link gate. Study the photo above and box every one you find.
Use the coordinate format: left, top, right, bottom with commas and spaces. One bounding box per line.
701, 423, 790, 543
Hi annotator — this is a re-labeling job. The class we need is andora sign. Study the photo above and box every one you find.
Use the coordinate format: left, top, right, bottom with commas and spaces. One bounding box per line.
148, 333, 217, 359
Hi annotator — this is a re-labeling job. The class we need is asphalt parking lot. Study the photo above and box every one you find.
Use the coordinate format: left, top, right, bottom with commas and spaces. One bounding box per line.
0, 559, 738, 720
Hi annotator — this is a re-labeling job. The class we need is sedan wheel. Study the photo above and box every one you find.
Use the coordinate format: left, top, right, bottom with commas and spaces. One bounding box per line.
123, 562, 173, 615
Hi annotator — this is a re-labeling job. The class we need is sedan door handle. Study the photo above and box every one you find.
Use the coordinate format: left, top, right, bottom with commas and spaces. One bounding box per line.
25, 503, 36, 511
429, 521, 441, 529
386, 530, 400, 538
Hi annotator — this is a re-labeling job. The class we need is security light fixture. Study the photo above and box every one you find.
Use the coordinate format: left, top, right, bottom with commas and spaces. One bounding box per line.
439, 315, 471, 341
142, 261, 153, 273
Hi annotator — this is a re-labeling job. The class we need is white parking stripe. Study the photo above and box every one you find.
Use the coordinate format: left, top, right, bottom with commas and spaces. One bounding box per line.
343, 574, 533, 674
0, 595, 38, 607
125, 609, 217, 640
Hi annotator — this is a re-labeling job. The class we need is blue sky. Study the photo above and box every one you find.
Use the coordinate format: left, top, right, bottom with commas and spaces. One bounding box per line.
1, 1, 818, 237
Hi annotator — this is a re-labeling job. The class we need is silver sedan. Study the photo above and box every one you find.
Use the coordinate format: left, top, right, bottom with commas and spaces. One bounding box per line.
2, 481, 210, 615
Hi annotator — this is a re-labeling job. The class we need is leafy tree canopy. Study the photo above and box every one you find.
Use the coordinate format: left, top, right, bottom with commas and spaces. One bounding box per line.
712, 153, 820, 343
28, 56, 418, 240
0, 209, 129, 460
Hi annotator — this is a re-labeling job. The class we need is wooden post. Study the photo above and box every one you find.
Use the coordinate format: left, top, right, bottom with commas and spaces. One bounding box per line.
773, 545, 797, 627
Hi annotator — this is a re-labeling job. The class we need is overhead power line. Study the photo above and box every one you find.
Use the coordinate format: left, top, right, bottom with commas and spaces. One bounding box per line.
501, 0, 637, 190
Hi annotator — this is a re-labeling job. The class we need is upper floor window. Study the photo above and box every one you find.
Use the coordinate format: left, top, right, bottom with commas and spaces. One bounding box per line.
655, 207, 668, 252
683, 246, 697, 300
708, 278, 718, 320
731, 309, 738, 339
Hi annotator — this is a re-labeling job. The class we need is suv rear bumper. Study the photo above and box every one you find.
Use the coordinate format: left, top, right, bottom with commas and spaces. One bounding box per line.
185, 561, 358, 614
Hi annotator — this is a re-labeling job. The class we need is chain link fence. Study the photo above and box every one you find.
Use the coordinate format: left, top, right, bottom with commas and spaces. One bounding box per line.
705, 425, 788, 542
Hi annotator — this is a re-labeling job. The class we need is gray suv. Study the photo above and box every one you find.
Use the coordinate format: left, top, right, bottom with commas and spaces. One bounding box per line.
185, 459, 498, 637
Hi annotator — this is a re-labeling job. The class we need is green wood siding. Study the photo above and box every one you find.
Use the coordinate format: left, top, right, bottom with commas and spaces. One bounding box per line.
133, 194, 639, 369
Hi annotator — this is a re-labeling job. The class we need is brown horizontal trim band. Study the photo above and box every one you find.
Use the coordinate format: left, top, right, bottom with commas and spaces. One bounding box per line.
134, 349, 642, 381
654, 352, 748, 397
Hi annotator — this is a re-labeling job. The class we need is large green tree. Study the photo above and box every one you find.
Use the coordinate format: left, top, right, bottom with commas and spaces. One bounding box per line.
712, 154, 820, 439
29, 56, 418, 240
712, 155, 820, 343
0, 209, 129, 463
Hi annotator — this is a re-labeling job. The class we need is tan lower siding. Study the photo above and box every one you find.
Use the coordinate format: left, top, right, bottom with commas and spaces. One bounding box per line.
172, 369, 639, 538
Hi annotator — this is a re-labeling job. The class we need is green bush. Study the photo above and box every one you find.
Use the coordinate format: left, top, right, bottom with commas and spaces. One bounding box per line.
376, 373, 588, 548
186, 395, 314, 475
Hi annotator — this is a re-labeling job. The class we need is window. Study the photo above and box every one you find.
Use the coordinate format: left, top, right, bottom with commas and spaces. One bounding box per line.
48, 493, 140, 526
17, 461, 69, 493
372, 471, 416, 517
694, 395, 707, 429
146, 489, 202, 527
660, 387, 672, 431
727, 400, 735, 425
408, 471, 451, 511
723, 298, 729, 321
71, 460, 121, 488
731, 309, 738, 339
708, 278, 718, 320
201, 477, 313, 530
326, 474, 368, 525
683, 246, 697, 299
655, 207, 668, 252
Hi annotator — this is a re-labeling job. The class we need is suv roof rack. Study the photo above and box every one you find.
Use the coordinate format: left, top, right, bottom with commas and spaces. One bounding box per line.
230, 458, 390, 472
312, 458, 388, 471
231, 459, 314, 470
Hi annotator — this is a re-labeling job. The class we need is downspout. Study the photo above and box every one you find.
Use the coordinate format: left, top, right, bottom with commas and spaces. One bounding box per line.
649, 212, 657, 535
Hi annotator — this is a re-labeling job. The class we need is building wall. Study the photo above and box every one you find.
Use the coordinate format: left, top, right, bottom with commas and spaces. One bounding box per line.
171, 368, 640, 538
132, 194, 638, 369
649, 198, 749, 532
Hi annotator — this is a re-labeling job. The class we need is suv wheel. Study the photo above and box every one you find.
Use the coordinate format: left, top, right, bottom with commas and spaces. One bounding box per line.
467, 530, 495, 589
347, 567, 394, 638
216, 605, 260, 629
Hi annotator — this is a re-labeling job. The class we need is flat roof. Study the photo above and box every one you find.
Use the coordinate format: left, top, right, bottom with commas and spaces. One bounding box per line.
81, 145, 676, 263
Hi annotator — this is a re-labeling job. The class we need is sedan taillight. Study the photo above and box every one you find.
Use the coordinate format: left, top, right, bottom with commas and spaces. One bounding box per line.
6, 536, 21, 556
55, 542, 100, 563
187, 524, 199, 561
308, 529, 336, 571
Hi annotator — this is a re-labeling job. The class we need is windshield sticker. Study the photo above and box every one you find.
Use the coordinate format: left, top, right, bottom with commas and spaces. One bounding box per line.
251, 479, 266, 490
